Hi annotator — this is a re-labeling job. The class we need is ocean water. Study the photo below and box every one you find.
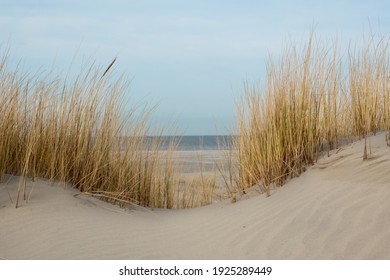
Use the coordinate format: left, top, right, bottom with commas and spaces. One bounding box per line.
158, 135, 232, 151
118, 135, 233, 151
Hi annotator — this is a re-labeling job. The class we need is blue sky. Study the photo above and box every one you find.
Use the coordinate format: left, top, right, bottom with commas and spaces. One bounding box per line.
0, 0, 389, 135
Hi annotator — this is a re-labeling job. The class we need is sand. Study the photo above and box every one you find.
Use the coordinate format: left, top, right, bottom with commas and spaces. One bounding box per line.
1, 133, 390, 260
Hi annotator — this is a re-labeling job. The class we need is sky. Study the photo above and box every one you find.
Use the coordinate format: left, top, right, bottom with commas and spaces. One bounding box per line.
0, 0, 389, 135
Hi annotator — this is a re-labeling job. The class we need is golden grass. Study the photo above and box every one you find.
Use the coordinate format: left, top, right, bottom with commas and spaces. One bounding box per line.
2, 31, 387, 207
177, 173, 217, 208
0, 54, 213, 209
229, 32, 389, 195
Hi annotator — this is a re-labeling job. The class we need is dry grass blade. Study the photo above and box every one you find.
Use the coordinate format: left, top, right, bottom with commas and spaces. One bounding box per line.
101, 57, 117, 78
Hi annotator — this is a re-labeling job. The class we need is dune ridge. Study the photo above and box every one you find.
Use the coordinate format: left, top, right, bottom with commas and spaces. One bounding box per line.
1, 133, 389, 259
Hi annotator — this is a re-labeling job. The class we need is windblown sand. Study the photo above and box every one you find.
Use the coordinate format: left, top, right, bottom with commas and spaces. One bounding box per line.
1, 133, 390, 259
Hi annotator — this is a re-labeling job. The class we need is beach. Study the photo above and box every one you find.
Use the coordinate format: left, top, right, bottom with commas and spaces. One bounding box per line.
1, 132, 389, 260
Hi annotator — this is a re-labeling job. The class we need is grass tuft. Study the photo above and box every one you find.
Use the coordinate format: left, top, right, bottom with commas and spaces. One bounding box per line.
228, 32, 389, 195
0, 54, 213, 209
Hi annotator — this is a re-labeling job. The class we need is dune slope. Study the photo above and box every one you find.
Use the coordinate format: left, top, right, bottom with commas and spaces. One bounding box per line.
1, 133, 389, 259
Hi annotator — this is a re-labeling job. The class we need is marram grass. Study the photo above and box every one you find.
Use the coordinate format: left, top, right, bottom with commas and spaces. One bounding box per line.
229, 32, 389, 196
0, 53, 215, 209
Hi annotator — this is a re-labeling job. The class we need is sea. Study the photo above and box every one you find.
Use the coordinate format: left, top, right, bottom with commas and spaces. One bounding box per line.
157, 135, 232, 151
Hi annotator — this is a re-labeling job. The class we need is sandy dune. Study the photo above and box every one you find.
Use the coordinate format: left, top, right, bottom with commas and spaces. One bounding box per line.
1, 133, 390, 259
